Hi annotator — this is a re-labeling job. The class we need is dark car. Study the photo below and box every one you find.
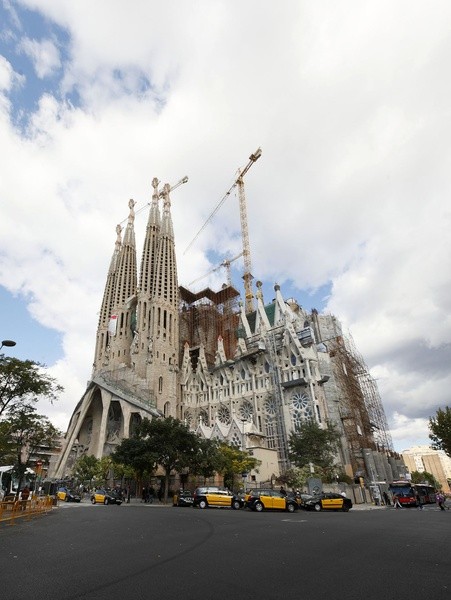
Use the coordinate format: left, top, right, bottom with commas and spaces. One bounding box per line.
173, 490, 194, 507
301, 492, 352, 512
91, 488, 123, 505
245, 489, 299, 513
57, 487, 81, 503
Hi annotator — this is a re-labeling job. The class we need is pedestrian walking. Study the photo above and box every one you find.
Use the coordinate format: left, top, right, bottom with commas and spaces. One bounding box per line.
382, 491, 391, 506
436, 492, 446, 511
393, 493, 403, 509
415, 491, 423, 510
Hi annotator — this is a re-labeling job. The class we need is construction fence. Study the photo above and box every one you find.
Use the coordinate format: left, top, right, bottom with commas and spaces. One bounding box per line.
0, 495, 54, 525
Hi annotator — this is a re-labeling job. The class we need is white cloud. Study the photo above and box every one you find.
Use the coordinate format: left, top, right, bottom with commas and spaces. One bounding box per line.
17, 36, 61, 79
1, 1, 450, 451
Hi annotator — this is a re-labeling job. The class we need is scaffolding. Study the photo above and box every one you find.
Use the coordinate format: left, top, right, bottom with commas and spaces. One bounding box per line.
325, 333, 394, 475
179, 285, 240, 367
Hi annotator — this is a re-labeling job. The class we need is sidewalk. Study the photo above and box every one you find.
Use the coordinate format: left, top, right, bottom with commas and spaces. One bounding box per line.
351, 503, 387, 510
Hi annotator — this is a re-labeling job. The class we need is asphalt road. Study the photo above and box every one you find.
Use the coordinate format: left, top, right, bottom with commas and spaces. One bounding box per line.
1, 502, 449, 600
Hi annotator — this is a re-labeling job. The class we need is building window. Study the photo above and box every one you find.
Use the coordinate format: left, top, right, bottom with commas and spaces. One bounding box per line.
164, 401, 170, 417
159, 376, 163, 393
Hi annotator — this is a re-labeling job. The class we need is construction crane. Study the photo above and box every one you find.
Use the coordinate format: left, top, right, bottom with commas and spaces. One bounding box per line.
188, 252, 244, 287
119, 175, 188, 225
184, 148, 262, 313
158, 175, 188, 198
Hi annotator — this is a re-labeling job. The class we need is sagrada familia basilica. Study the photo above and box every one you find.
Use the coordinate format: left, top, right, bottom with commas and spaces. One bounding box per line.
54, 174, 404, 486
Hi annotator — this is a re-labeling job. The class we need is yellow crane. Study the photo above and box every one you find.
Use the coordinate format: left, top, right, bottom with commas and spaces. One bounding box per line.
184, 148, 262, 313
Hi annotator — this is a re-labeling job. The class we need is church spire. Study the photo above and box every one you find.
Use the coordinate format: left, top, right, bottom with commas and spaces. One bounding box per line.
107, 199, 138, 370
153, 183, 177, 304
93, 224, 122, 372
144, 182, 179, 415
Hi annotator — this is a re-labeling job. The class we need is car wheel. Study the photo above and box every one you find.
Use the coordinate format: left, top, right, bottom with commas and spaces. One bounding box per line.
287, 502, 296, 513
104, 498, 109, 505
314, 502, 322, 512
254, 501, 264, 512
342, 505, 350, 512
198, 499, 208, 509
232, 500, 241, 510
91, 498, 96, 505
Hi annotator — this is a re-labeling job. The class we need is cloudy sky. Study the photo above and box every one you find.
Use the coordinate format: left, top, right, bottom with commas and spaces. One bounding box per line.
1, 0, 450, 452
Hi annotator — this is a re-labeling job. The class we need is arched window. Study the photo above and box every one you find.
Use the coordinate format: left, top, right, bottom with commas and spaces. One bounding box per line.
164, 401, 170, 417
158, 376, 163, 393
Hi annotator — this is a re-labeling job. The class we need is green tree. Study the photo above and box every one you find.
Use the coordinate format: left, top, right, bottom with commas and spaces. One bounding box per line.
1, 404, 61, 496
288, 419, 341, 470
112, 437, 158, 480
429, 406, 451, 457
190, 437, 222, 483
73, 454, 100, 488
0, 355, 63, 417
114, 417, 200, 503
216, 443, 260, 491
279, 466, 309, 490
409, 470, 441, 490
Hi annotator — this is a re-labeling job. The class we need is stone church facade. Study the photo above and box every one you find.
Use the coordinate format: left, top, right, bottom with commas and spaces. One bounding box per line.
54, 179, 403, 486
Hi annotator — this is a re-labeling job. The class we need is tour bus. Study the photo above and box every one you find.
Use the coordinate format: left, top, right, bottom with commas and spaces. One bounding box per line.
0, 466, 35, 500
413, 483, 436, 504
389, 481, 436, 506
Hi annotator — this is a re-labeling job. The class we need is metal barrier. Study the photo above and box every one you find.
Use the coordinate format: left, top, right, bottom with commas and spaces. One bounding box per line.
0, 495, 54, 525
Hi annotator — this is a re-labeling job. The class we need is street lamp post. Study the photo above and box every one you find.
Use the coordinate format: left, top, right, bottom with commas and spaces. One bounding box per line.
1, 339, 16, 351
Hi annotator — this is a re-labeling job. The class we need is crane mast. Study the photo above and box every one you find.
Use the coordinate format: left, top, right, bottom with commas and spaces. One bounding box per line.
237, 147, 262, 313
183, 147, 262, 313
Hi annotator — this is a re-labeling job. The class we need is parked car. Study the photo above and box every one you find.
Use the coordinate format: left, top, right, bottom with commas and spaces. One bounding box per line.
192, 486, 242, 509
57, 487, 81, 503
245, 489, 299, 513
91, 488, 123, 505
173, 490, 194, 507
300, 492, 352, 512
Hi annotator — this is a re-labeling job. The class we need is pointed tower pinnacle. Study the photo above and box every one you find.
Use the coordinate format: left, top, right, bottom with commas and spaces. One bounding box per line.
134, 178, 162, 378
106, 199, 138, 370
145, 182, 179, 415
93, 223, 122, 373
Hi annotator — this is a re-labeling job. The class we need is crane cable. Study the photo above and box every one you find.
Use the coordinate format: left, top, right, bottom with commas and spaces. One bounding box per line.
182, 176, 239, 255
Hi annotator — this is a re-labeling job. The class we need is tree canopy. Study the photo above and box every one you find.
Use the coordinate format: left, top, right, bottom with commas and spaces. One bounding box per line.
0, 355, 63, 496
1, 404, 61, 496
429, 406, 451, 458
288, 419, 341, 470
113, 416, 201, 503
215, 443, 260, 491
112, 416, 260, 500
409, 470, 440, 490
0, 355, 63, 417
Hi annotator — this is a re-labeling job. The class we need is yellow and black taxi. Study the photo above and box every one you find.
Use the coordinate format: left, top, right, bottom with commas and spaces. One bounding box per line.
57, 486, 81, 503
245, 489, 299, 513
173, 490, 194, 507
90, 488, 123, 505
300, 492, 352, 512
192, 486, 243, 509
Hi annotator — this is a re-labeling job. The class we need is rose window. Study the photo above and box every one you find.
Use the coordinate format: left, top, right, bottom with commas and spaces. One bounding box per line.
292, 392, 309, 410
265, 398, 277, 415
218, 405, 231, 424
240, 401, 253, 421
